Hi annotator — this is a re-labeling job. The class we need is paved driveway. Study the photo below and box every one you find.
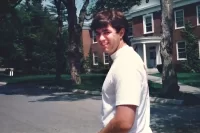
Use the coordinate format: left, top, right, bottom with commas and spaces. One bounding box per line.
0, 84, 200, 133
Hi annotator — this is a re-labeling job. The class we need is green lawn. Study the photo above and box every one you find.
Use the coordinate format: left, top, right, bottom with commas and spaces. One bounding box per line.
151, 73, 200, 88
0, 74, 160, 93
0, 74, 106, 91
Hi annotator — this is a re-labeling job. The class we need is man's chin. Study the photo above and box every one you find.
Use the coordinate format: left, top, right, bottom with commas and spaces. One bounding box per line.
104, 50, 109, 54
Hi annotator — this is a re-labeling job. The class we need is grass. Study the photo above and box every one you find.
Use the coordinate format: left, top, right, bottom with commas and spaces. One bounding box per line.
0, 73, 106, 91
148, 80, 162, 96
151, 72, 200, 88
0, 73, 161, 93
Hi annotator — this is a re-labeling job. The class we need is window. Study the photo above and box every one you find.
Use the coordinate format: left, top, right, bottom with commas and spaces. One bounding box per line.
174, 9, 184, 29
93, 52, 98, 65
128, 21, 133, 36
197, 5, 200, 25
103, 52, 109, 64
143, 14, 154, 34
176, 41, 187, 60
92, 31, 97, 43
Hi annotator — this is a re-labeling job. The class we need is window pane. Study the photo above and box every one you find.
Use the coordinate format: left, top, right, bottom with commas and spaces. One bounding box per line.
146, 16, 151, 23
179, 48, 185, 52
93, 52, 98, 64
105, 58, 109, 63
179, 52, 186, 58
128, 21, 133, 36
177, 41, 186, 59
146, 26, 152, 32
104, 53, 109, 64
178, 42, 185, 48
198, 6, 200, 14
177, 20, 184, 27
198, 6, 200, 23
176, 11, 183, 17
94, 56, 98, 63
146, 23, 152, 27
175, 10, 184, 27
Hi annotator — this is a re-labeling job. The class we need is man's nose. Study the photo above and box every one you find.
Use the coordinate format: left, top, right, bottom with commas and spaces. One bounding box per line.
99, 34, 105, 41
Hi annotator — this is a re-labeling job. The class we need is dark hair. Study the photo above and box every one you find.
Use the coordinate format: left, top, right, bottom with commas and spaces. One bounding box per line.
90, 9, 131, 46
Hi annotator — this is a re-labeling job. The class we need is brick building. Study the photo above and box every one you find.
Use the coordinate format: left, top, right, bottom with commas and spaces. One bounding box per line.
82, 0, 200, 70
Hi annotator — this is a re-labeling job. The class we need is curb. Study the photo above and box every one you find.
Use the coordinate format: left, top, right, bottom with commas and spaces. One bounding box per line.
72, 89, 102, 95
150, 97, 183, 105
72, 89, 184, 105
0, 82, 7, 86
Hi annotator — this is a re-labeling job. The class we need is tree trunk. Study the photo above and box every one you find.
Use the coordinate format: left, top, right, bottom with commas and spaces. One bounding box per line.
54, 0, 64, 83
62, 0, 89, 85
160, 0, 179, 98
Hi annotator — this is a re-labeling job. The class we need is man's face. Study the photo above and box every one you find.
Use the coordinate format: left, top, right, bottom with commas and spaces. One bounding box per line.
95, 25, 122, 55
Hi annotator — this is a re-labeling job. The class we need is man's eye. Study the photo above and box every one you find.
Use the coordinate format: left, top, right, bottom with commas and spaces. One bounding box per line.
103, 31, 110, 34
95, 33, 100, 36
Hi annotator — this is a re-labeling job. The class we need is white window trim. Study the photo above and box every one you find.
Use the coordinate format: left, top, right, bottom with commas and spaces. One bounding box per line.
92, 31, 97, 44
93, 52, 98, 65
103, 52, 109, 65
143, 13, 154, 34
198, 40, 200, 59
196, 5, 200, 26
176, 41, 187, 60
174, 9, 185, 29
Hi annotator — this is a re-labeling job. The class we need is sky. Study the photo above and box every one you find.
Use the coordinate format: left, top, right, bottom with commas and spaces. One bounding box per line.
42, 0, 95, 17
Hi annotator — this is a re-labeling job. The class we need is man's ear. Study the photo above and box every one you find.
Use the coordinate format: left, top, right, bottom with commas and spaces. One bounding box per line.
119, 28, 125, 39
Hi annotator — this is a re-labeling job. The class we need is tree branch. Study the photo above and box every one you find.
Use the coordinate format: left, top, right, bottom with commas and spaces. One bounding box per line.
79, 0, 89, 27
11, 0, 23, 8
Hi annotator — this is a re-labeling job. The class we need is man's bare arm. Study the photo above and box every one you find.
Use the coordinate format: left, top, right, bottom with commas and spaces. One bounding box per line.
98, 105, 137, 133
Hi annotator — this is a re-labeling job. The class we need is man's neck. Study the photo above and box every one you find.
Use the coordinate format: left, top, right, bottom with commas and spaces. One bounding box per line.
116, 41, 127, 52
110, 41, 128, 60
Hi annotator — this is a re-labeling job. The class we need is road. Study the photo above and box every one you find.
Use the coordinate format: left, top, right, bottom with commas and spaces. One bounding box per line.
0, 84, 200, 133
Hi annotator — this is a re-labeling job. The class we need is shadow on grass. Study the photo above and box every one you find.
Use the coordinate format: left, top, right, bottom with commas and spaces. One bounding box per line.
150, 104, 200, 133
0, 74, 106, 101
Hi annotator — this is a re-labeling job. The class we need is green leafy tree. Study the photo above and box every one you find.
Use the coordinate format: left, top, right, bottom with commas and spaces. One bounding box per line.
0, 1, 59, 75
181, 21, 200, 72
0, 0, 22, 22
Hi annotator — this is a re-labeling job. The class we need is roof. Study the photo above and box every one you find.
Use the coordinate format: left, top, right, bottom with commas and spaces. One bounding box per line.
83, 0, 200, 29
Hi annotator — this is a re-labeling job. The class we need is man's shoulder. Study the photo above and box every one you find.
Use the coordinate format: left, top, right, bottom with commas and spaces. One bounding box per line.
116, 48, 143, 65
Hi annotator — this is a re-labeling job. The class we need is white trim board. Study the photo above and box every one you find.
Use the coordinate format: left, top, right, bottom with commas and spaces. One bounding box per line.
197, 5, 200, 26
125, 0, 200, 20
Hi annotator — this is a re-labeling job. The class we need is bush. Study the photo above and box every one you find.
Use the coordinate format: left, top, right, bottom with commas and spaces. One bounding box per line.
180, 21, 200, 72
91, 68, 109, 74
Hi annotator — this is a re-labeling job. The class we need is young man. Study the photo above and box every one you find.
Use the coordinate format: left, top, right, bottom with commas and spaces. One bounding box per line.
91, 9, 152, 133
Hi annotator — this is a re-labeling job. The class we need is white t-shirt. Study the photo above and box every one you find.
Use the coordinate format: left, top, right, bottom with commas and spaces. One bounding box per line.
101, 45, 152, 133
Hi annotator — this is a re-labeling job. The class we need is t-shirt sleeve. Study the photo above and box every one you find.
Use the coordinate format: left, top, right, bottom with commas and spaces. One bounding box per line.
114, 61, 142, 106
